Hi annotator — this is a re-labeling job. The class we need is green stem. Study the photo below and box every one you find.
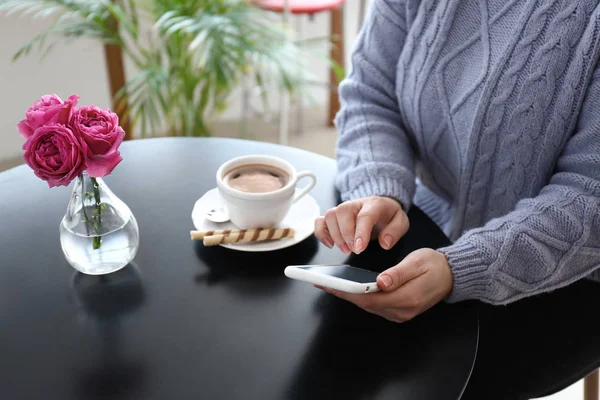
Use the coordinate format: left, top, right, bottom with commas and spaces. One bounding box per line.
81, 174, 91, 237
91, 177, 103, 250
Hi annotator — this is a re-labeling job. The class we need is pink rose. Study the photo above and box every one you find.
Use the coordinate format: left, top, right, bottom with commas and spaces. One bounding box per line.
17, 94, 79, 139
71, 105, 125, 177
23, 124, 88, 188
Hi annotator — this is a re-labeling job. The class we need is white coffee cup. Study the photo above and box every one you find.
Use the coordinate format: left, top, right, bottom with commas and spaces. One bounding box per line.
216, 155, 317, 229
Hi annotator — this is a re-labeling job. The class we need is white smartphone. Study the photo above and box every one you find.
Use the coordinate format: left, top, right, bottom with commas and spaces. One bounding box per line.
284, 265, 381, 294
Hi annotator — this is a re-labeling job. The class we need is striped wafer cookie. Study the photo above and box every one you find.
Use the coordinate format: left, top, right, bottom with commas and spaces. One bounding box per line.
190, 229, 251, 241
201, 227, 295, 246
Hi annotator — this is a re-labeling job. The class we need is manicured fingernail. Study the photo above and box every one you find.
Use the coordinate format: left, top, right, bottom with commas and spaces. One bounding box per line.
354, 237, 364, 253
384, 235, 393, 249
380, 274, 392, 288
346, 241, 354, 252
339, 242, 351, 254
322, 237, 334, 248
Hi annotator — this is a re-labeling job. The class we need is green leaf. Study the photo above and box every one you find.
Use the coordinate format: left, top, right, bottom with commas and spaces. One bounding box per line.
329, 60, 346, 83
2, 0, 336, 138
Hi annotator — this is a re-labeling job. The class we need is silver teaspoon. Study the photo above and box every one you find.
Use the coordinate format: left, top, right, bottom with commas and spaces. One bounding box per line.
204, 206, 230, 223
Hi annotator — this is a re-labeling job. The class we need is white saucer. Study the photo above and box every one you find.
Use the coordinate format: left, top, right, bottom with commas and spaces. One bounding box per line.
192, 188, 321, 252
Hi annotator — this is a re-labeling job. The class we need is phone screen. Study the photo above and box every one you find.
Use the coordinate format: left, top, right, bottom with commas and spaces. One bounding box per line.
297, 266, 379, 283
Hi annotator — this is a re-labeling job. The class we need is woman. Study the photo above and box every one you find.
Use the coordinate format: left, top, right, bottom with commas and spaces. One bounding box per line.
315, 0, 600, 322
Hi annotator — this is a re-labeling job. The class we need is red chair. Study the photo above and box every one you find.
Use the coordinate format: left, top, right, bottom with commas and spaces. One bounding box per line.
243, 0, 346, 145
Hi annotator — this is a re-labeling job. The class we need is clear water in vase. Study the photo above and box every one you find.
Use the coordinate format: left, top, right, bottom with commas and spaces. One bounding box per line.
60, 207, 139, 275
60, 174, 140, 275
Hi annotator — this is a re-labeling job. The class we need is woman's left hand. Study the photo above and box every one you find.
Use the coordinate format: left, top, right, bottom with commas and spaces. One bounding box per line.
317, 248, 454, 323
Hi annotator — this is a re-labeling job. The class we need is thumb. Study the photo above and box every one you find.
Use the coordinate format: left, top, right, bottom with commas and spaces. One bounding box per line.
377, 252, 426, 291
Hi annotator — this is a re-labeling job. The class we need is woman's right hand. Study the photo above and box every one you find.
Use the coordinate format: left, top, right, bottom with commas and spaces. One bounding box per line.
314, 196, 409, 255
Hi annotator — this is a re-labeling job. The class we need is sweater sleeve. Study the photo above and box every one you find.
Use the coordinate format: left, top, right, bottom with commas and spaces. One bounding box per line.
439, 68, 600, 305
334, 0, 416, 210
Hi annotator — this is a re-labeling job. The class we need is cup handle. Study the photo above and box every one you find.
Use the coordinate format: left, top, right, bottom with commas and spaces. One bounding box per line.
292, 171, 317, 204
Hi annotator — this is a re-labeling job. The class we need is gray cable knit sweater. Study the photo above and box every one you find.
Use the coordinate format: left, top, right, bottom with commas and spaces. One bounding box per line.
334, 0, 600, 304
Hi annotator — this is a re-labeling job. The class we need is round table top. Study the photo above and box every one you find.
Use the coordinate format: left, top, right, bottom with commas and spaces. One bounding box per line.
0, 137, 478, 400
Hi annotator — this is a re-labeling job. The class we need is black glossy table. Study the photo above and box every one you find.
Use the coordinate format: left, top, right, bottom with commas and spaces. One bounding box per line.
0, 138, 478, 400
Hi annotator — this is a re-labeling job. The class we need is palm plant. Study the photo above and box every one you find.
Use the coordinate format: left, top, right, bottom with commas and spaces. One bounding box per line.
0, 0, 322, 137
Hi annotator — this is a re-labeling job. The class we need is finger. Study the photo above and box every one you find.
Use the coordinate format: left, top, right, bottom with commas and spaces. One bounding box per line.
377, 250, 428, 291
320, 285, 415, 321
334, 203, 359, 252
323, 287, 388, 310
320, 286, 357, 301
324, 209, 351, 254
354, 204, 381, 254
377, 309, 411, 323
314, 217, 334, 248
344, 305, 405, 323
378, 208, 409, 250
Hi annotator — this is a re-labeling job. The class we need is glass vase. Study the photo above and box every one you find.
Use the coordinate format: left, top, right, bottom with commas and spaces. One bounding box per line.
60, 172, 139, 275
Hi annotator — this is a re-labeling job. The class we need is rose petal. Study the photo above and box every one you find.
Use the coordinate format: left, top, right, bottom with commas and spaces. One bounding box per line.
85, 151, 123, 178
17, 119, 34, 138
108, 126, 125, 153
23, 123, 86, 187
19, 94, 78, 141
72, 105, 123, 158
